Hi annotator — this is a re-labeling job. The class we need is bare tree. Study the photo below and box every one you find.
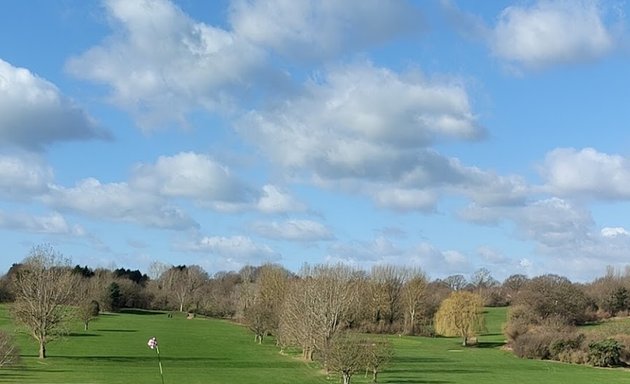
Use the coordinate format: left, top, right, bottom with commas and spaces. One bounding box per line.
369, 265, 407, 326
11, 244, 83, 359
0, 331, 19, 368
243, 264, 290, 343
443, 274, 468, 291
364, 337, 394, 383
400, 271, 428, 335
324, 333, 367, 384
77, 300, 100, 331
279, 264, 360, 361
161, 265, 208, 312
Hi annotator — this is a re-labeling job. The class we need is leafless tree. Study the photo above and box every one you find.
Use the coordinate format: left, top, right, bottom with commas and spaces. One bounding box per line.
369, 265, 407, 327
161, 265, 208, 312
0, 331, 19, 368
243, 264, 291, 343
400, 271, 428, 335
10, 244, 83, 359
279, 264, 360, 361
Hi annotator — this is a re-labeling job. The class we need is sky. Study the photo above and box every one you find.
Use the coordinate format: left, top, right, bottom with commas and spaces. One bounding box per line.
1, 0, 630, 282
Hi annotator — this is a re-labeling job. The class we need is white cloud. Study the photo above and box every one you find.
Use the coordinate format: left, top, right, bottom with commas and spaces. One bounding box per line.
256, 185, 307, 213
67, 0, 266, 128
252, 219, 334, 241
601, 226, 630, 238
325, 236, 403, 266
0, 210, 85, 236
0, 154, 52, 198
229, 0, 422, 61
45, 178, 197, 230
239, 63, 483, 173
541, 147, 630, 199
181, 235, 280, 270
492, 0, 615, 69
131, 152, 255, 204
0, 59, 111, 150
371, 188, 437, 212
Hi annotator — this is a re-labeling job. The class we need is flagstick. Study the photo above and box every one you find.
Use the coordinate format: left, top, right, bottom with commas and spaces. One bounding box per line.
155, 345, 165, 384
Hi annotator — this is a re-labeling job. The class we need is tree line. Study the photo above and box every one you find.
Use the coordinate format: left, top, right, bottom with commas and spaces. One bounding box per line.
1, 245, 629, 379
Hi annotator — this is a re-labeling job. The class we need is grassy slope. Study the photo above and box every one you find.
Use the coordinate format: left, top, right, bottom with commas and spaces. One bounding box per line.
0, 307, 325, 384
0, 305, 628, 384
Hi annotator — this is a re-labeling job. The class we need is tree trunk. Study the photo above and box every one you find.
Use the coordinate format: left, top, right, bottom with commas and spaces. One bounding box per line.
84, 321, 89, 331
179, 302, 184, 312
462, 336, 468, 347
39, 341, 46, 359
342, 372, 351, 384
372, 368, 378, 383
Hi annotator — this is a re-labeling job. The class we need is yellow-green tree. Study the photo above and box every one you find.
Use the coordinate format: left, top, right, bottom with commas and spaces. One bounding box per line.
434, 291, 485, 346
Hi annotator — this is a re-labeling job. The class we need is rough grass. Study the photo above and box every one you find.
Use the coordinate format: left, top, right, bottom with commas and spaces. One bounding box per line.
0, 305, 628, 384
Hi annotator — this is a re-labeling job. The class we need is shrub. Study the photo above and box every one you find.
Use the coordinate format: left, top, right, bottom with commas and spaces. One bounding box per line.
512, 331, 554, 360
549, 333, 585, 359
588, 339, 623, 367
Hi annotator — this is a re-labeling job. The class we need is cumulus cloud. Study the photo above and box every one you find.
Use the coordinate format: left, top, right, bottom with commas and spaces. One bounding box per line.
252, 219, 334, 241
326, 236, 403, 266
229, 0, 422, 61
601, 226, 630, 238
492, 0, 615, 69
0, 210, 85, 236
541, 147, 630, 199
0, 153, 52, 198
67, 0, 266, 128
371, 188, 437, 212
181, 235, 280, 270
131, 152, 255, 204
256, 185, 307, 213
45, 178, 198, 230
237, 63, 490, 205
0, 59, 111, 150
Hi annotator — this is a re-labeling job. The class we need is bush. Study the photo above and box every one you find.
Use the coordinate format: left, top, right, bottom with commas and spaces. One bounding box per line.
549, 333, 585, 359
588, 339, 623, 367
512, 331, 554, 360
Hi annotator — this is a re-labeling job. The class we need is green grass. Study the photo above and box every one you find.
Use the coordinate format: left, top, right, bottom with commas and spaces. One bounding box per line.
0, 305, 628, 384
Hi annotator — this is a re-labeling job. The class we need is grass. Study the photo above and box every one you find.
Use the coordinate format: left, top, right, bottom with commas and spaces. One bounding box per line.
0, 305, 628, 384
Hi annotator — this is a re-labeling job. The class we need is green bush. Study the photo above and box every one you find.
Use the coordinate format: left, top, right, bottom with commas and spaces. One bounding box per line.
588, 339, 623, 367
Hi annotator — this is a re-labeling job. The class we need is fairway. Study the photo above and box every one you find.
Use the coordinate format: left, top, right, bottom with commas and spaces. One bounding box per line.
1, 306, 629, 384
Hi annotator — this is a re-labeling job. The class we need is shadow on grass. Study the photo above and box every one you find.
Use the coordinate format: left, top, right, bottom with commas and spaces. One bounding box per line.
0, 373, 27, 383
119, 309, 166, 316
68, 332, 100, 337
476, 341, 505, 349
94, 329, 138, 333
46, 355, 229, 366
383, 379, 452, 384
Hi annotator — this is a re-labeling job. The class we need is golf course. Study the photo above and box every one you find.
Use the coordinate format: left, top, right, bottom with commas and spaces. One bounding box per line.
1, 306, 627, 384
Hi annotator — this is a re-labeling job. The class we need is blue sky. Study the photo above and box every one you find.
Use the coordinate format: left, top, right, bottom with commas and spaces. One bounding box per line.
1, 0, 629, 282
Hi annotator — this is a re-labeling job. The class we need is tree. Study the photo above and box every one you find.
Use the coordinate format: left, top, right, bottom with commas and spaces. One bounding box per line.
78, 300, 100, 331
515, 274, 591, 325
364, 337, 393, 383
10, 245, 83, 359
443, 274, 468, 291
161, 265, 208, 312
0, 331, 19, 368
107, 282, 122, 312
400, 272, 428, 335
324, 333, 367, 384
369, 265, 406, 326
434, 291, 485, 346
243, 264, 290, 343
278, 264, 359, 361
